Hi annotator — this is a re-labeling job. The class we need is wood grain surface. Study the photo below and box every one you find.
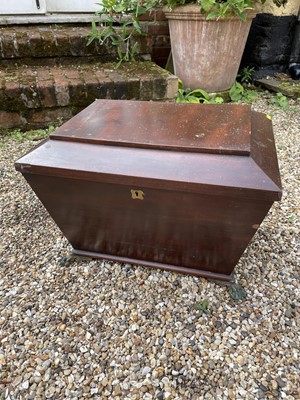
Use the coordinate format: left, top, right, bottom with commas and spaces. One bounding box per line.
15, 100, 282, 280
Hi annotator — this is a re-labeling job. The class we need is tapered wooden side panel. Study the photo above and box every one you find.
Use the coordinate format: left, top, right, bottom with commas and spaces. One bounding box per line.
251, 112, 282, 190
23, 173, 273, 277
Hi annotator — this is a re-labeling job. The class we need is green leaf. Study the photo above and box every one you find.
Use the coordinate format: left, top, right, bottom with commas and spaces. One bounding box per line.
187, 96, 201, 103
228, 284, 247, 300
237, 11, 247, 21
117, 47, 123, 60
189, 88, 210, 100
214, 96, 224, 104
201, 0, 215, 13
178, 79, 184, 90
133, 19, 142, 33
91, 18, 97, 33
206, 11, 220, 20
288, 214, 296, 223
229, 81, 244, 102
194, 299, 210, 313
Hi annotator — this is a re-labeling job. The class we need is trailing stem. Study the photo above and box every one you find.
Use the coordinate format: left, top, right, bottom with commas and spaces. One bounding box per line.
88, 0, 158, 67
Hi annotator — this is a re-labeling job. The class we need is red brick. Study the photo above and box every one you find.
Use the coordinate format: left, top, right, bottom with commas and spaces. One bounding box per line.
38, 28, 60, 57
0, 111, 25, 128
20, 85, 41, 109
148, 23, 170, 36
80, 70, 99, 86
36, 68, 52, 82
0, 31, 18, 58
55, 85, 70, 107
154, 9, 168, 21
1, 79, 22, 111
27, 28, 43, 58
52, 30, 70, 57
28, 107, 73, 125
68, 30, 90, 57
51, 68, 71, 106
153, 35, 171, 47
93, 69, 112, 83
64, 69, 81, 80
37, 80, 57, 108
81, 70, 104, 100
19, 69, 38, 83
138, 10, 155, 22
4, 80, 20, 96
68, 81, 87, 107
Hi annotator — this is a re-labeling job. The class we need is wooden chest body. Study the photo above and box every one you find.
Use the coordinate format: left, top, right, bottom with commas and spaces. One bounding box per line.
15, 100, 282, 281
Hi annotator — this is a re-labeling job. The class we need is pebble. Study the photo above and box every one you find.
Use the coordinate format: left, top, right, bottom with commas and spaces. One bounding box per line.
142, 366, 151, 376
156, 391, 165, 400
236, 356, 246, 366
277, 377, 287, 388
0, 96, 299, 399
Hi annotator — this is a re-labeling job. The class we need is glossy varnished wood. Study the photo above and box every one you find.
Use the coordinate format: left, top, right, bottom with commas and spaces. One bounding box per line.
15, 100, 282, 280
50, 100, 252, 155
21, 172, 273, 278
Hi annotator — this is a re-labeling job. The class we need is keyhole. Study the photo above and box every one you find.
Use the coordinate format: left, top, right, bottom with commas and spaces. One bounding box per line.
131, 189, 144, 200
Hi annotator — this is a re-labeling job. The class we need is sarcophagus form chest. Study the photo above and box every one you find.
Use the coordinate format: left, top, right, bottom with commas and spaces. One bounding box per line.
15, 100, 282, 281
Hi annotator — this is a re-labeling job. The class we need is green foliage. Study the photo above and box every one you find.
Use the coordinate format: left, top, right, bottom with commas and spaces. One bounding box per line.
237, 66, 255, 83
0, 126, 55, 145
177, 81, 258, 105
88, 0, 157, 66
287, 214, 297, 224
268, 92, 289, 110
210, 279, 247, 300
6, 129, 23, 141
194, 299, 210, 316
166, 0, 285, 20
205, 0, 253, 21
229, 81, 258, 103
89, 0, 287, 65
166, 0, 267, 20
228, 283, 247, 300
176, 81, 224, 104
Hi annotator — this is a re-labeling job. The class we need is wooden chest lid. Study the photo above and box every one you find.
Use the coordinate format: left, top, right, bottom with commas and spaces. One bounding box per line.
50, 100, 251, 156
16, 100, 282, 201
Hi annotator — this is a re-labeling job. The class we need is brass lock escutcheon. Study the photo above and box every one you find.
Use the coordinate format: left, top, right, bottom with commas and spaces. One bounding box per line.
131, 189, 145, 200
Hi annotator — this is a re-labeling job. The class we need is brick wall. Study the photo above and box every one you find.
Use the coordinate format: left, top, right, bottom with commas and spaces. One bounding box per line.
140, 8, 171, 68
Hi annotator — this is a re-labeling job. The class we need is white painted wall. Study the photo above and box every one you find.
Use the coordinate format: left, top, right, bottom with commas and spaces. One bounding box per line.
0, 0, 99, 15
0, 0, 46, 14
46, 0, 99, 12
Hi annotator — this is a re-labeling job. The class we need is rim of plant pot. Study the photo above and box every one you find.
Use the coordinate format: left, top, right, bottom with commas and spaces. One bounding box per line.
163, 4, 257, 21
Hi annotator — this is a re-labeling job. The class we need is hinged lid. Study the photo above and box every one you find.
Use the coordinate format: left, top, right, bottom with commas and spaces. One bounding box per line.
50, 100, 252, 156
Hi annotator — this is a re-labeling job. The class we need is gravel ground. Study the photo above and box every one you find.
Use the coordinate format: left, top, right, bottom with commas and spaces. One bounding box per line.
0, 96, 299, 400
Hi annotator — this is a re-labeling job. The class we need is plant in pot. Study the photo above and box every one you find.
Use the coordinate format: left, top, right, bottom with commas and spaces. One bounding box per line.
89, 0, 286, 93
163, 0, 286, 92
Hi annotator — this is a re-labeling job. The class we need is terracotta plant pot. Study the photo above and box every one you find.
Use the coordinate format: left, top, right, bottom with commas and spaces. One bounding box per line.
164, 5, 256, 92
